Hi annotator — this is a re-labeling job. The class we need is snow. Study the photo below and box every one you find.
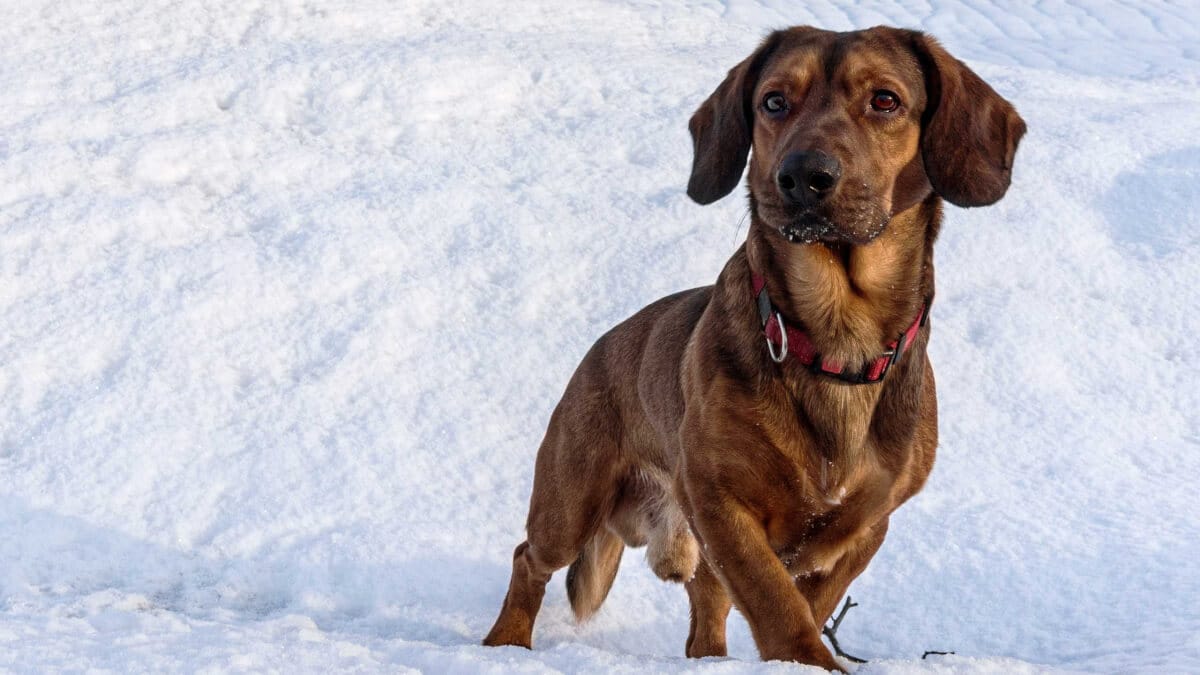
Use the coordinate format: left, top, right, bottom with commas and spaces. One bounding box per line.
2, 0, 1198, 672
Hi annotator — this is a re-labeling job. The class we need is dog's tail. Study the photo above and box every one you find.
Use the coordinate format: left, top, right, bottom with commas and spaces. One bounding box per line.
565, 527, 625, 623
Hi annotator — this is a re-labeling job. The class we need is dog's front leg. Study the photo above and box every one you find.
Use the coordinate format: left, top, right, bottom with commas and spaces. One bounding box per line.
688, 490, 844, 671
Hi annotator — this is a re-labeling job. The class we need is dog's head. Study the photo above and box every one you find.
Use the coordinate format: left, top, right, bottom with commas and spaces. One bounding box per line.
687, 26, 1025, 245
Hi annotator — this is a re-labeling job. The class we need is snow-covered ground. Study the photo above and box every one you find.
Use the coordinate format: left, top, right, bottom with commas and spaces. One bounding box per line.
2, 1, 1198, 672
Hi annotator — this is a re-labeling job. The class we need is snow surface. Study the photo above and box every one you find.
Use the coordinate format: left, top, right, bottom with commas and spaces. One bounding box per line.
2, 0, 1199, 672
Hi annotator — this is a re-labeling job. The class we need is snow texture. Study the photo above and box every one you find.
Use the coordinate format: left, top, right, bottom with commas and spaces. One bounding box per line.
2, 0, 1198, 672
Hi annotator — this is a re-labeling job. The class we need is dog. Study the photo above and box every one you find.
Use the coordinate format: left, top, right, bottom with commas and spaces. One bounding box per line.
483, 25, 1024, 670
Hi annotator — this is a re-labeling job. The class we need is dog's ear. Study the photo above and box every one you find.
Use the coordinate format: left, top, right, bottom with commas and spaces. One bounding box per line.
687, 33, 782, 205
911, 34, 1026, 207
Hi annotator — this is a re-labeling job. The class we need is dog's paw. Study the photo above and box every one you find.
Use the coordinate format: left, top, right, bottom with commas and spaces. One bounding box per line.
647, 527, 699, 583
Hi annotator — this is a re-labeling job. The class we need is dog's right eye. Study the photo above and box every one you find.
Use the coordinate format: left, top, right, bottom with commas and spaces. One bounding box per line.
762, 92, 788, 115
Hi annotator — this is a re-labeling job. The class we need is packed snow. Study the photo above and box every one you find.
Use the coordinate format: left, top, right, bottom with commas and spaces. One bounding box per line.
2, 0, 1198, 672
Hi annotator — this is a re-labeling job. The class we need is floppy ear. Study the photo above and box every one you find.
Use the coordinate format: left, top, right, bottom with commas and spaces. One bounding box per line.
911, 34, 1026, 207
686, 33, 781, 205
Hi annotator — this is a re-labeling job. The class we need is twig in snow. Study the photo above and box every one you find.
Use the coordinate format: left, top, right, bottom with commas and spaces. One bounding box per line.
822, 596, 867, 664
921, 650, 956, 659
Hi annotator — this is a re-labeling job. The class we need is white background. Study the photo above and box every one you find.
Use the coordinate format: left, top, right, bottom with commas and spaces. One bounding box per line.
2, 1, 1198, 672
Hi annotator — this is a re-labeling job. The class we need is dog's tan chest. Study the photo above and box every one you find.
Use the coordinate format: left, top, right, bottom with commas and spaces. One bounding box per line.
766, 450, 897, 576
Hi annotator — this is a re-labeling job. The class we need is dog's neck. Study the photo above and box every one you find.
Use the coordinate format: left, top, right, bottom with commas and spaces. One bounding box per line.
739, 195, 940, 475
745, 195, 939, 370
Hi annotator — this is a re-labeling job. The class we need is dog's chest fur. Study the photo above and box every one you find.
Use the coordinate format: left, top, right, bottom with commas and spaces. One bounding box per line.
749, 354, 926, 575
763, 424, 900, 573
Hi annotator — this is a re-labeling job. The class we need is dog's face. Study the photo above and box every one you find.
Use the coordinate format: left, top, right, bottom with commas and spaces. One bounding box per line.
687, 27, 1026, 245
748, 30, 930, 244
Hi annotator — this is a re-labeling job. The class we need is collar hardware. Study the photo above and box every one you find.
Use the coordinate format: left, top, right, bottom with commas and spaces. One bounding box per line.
751, 273, 928, 385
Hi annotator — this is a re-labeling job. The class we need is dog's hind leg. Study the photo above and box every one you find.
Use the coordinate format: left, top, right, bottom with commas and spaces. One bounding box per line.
483, 397, 621, 649
685, 557, 732, 657
482, 537, 565, 648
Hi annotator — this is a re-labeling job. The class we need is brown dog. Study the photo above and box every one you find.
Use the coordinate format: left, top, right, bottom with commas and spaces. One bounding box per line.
483, 25, 1024, 670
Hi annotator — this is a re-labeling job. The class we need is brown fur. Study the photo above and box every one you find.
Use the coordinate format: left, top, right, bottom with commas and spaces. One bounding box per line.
483, 26, 1025, 670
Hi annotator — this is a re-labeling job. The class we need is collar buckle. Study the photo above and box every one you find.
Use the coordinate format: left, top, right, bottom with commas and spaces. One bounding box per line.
752, 272, 926, 386
765, 311, 788, 363
868, 345, 900, 383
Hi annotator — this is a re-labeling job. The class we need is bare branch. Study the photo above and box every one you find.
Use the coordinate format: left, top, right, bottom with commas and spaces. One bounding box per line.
822, 596, 867, 664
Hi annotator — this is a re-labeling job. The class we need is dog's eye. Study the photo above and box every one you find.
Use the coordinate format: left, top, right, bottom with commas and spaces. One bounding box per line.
870, 90, 900, 113
762, 92, 788, 115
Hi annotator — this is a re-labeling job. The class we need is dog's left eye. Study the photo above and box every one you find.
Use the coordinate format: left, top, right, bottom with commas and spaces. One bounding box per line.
870, 90, 900, 112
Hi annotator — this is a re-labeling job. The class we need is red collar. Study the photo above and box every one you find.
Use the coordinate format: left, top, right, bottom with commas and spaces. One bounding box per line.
752, 274, 928, 384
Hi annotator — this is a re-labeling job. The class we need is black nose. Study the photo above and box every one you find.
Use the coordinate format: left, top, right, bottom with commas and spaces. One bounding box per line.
777, 151, 842, 205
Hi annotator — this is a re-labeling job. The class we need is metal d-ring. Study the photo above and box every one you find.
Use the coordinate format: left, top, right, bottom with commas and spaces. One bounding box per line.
766, 311, 788, 363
